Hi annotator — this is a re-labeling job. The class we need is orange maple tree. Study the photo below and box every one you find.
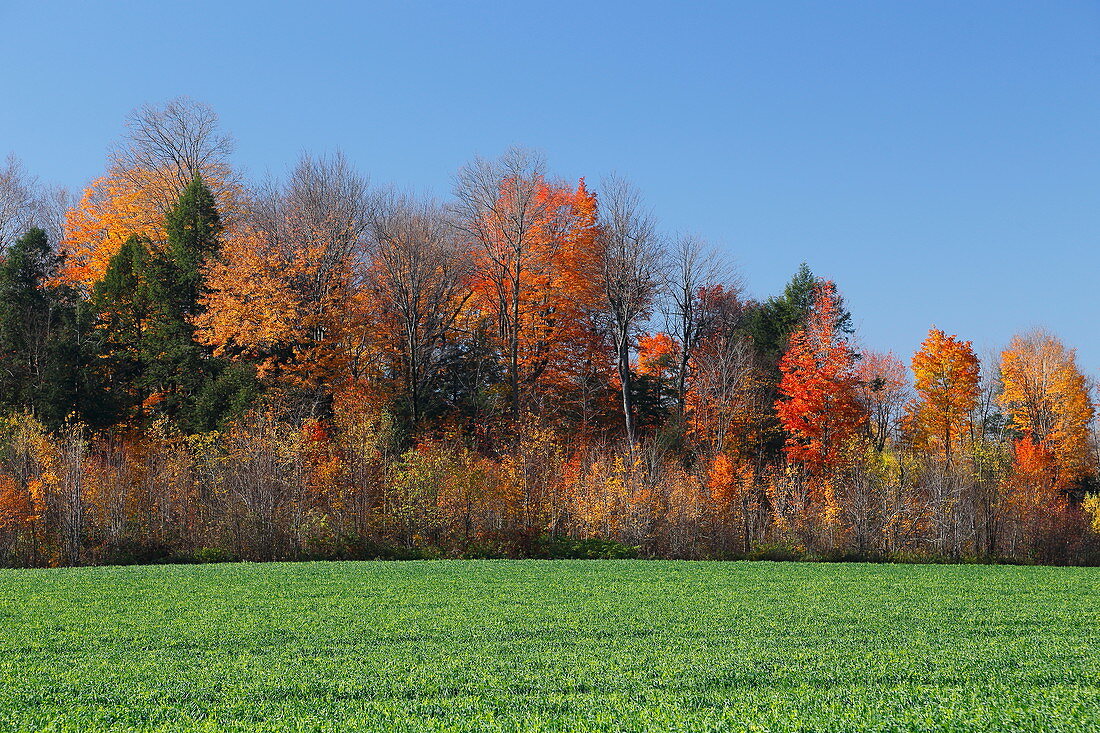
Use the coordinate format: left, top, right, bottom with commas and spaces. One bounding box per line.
907, 328, 980, 464
998, 330, 1094, 490
636, 333, 681, 381
466, 176, 606, 415
775, 281, 866, 474
197, 155, 373, 396
61, 166, 243, 287
0, 475, 34, 536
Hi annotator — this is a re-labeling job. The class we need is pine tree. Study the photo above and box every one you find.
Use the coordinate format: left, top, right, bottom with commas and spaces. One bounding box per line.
0, 228, 86, 428
90, 179, 257, 431
147, 176, 258, 431
745, 263, 852, 367
140, 176, 222, 424
92, 235, 151, 424
164, 174, 222, 316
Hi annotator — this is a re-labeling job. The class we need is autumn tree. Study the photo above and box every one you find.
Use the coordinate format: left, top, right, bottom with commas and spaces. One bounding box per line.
199, 153, 372, 411
0, 473, 34, 563
636, 333, 680, 391
736, 264, 854, 463
453, 147, 548, 419
454, 149, 605, 424
597, 175, 663, 447
998, 329, 1095, 491
775, 281, 865, 474
526, 178, 606, 418
745, 263, 851, 368
687, 334, 759, 458
111, 97, 236, 215
62, 98, 241, 288
906, 328, 981, 465
368, 191, 471, 424
633, 332, 681, 426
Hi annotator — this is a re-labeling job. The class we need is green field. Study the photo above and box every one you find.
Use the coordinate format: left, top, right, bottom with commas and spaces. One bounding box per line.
0, 561, 1098, 732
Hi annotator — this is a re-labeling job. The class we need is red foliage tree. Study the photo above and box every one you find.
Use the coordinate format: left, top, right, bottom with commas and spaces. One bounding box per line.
775, 281, 866, 474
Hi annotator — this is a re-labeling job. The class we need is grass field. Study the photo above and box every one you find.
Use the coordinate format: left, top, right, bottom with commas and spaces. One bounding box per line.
0, 561, 1098, 732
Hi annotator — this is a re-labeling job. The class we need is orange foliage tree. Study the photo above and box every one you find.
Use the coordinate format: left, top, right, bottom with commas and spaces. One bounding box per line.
775, 281, 866, 474
636, 333, 680, 381
61, 98, 242, 289
998, 329, 1095, 491
907, 328, 980, 464
197, 154, 373, 399
456, 148, 605, 420
0, 474, 34, 540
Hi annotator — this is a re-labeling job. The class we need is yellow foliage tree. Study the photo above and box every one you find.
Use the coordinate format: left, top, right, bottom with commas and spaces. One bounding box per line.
907, 328, 980, 464
998, 329, 1095, 490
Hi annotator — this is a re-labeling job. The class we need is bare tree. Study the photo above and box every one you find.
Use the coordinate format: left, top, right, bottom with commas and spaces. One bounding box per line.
111, 96, 236, 215
221, 410, 297, 561
663, 233, 738, 411
54, 423, 88, 564
0, 155, 37, 251
452, 146, 550, 418
280, 151, 373, 282
853, 350, 911, 453
970, 348, 1009, 558
597, 175, 664, 447
369, 190, 472, 423
0, 154, 69, 251
247, 152, 373, 317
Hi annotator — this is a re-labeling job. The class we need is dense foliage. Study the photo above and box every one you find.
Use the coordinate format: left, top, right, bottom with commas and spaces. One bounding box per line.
1, 98, 1098, 567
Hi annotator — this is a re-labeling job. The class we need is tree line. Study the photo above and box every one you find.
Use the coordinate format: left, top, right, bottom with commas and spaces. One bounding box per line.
0, 97, 1097, 567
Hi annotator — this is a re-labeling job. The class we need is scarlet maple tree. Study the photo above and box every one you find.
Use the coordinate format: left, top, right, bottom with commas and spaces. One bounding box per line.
775, 281, 866, 474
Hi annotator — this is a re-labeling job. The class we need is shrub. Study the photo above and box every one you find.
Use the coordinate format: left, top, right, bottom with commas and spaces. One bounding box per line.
96, 539, 176, 566
193, 547, 236, 564
536, 535, 640, 559
746, 541, 806, 562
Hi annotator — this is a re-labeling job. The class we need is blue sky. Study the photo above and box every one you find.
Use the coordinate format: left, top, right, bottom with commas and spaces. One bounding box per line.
2, 1, 1097, 374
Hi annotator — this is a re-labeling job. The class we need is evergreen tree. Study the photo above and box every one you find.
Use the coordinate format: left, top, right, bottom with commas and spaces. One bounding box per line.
148, 176, 259, 430
90, 179, 258, 431
743, 263, 852, 367
140, 176, 221, 424
0, 228, 88, 428
163, 174, 223, 317
735, 263, 855, 462
92, 235, 151, 424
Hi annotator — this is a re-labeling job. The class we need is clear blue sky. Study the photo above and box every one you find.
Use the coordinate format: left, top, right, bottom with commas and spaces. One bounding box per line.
2, 1, 1097, 374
